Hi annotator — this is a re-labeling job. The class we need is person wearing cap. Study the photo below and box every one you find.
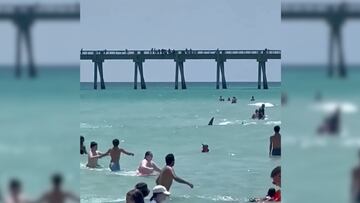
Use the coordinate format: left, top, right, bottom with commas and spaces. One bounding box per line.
156, 153, 193, 191
150, 185, 170, 203
125, 183, 149, 203
270, 166, 281, 202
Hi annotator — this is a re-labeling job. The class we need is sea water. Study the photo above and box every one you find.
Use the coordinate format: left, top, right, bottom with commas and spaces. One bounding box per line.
80, 82, 281, 203
282, 67, 360, 203
0, 68, 79, 199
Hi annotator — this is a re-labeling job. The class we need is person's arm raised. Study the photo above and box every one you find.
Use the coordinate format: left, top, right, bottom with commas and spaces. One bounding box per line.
120, 148, 134, 156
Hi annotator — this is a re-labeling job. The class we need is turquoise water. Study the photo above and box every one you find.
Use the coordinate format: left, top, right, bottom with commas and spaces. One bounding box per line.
80, 82, 281, 203
282, 67, 360, 203
0, 68, 79, 199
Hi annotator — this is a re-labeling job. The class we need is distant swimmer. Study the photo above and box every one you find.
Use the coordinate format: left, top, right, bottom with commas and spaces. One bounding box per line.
86, 141, 108, 168
156, 154, 193, 191
80, 136, 87, 155
219, 96, 225, 101
270, 166, 281, 202
269, 126, 281, 157
251, 96, 255, 101
318, 107, 341, 135
231, 97, 237, 104
208, 117, 214, 126
352, 150, 360, 203
227, 97, 231, 101
36, 174, 79, 203
201, 144, 209, 153
137, 151, 161, 175
252, 109, 259, 119
258, 104, 265, 119
149, 185, 170, 203
107, 139, 134, 172
4, 179, 28, 203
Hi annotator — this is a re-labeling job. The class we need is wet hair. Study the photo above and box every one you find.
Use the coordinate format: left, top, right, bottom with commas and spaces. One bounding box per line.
90, 141, 97, 148
165, 153, 175, 166
144, 151, 152, 158
271, 166, 281, 178
255, 109, 259, 112
127, 189, 144, 203
267, 188, 276, 197
135, 182, 150, 197
52, 173, 63, 187
80, 136, 84, 143
9, 179, 21, 191
274, 126, 280, 133
112, 139, 119, 147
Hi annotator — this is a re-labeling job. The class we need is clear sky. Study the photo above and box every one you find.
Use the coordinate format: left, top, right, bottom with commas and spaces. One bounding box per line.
0, 0, 80, 66
80, 0, 282, 82
282, 0, 360, 65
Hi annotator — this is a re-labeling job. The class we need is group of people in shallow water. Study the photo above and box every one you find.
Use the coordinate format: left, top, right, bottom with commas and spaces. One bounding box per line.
80, 125, 281, 202
252, 104, 266, 120
0, 174, 79, 203
218, 96, 238, 103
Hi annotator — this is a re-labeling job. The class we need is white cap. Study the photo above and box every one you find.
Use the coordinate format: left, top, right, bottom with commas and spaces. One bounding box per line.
152, 185, 171, 196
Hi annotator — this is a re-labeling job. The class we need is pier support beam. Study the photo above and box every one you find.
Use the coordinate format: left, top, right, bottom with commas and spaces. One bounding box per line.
215, 59, 227, 89
257, 58, 268, 89
133, 59, 146, 89
92, 58, 106, 90
174, 59, 186, 89
328, 20, 346, 77
14, 19, 35, 78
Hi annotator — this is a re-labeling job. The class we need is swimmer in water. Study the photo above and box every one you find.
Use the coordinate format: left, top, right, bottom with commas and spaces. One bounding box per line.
219, 96, 224, 101
252, 109, 259, 119
351, 150, 360, 203
270, 166, 281, 202
106, 139, 134, 172
251, 96, 255, 101
36, 174, 79, 203
137, 151, 161, 175
86, 141, 108, 168
201, 144, 209, 153
4, 179, 28, 203
80, 136, 87, 155
231, 97, 237, 104
258, 104, 265, 119
269, 126, 281, 157
156, 154, 193, 191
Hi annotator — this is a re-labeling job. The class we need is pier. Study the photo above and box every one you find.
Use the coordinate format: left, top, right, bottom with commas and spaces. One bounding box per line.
80, 49, 281, 90
282, 2, 360, 77
0, 3, 80, 77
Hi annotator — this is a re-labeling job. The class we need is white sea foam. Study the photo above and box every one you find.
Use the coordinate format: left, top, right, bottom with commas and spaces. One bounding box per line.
248, 102, 275, 107
265, 121, 282, 125
80, 122, 113, 129
311, 101, 358, 114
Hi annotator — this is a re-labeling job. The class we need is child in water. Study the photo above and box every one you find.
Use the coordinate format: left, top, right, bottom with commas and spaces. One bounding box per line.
201, 144, 209, 153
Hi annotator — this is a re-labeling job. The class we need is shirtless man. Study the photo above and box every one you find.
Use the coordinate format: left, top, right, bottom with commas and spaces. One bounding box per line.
86, 141, 108, 168
269, 126, 281, 157
351, 150, 360, 203
36, 174, 79, 203
156, 154, 193, 191
80, 136, 87, 155
107, 139, 134, 172
137, 151, 161, 175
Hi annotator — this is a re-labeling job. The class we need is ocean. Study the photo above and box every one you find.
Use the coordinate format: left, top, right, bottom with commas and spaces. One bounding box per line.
0, 68, 79, 200
80, 82, 281, 203
282, 66, 360, 203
